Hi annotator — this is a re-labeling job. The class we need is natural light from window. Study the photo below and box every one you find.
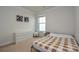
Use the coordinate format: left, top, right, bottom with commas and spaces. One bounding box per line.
38, 16, 46, 32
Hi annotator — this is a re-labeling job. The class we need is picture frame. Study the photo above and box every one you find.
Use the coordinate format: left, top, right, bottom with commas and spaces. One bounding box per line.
16, 15, 23, 22
24, 17, 29, 22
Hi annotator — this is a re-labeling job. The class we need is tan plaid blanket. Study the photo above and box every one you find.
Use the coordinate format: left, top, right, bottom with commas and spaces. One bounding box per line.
33, 34, 79, 52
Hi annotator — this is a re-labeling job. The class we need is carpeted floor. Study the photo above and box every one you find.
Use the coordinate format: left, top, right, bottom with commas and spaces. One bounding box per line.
0, 38, 40, 52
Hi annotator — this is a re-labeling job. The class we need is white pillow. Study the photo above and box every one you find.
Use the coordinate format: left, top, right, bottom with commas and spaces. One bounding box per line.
47, 33, 73, 38
52, 33, 64, 37
64, 34, 73, 38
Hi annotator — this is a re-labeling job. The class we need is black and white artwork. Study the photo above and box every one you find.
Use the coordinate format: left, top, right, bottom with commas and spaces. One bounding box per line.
24, 17, 29, 22
16, 15, 29, 22
16, 15, 23, 22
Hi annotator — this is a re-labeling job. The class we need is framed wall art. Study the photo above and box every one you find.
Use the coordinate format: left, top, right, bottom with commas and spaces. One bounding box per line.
24, 17, 29, 22
16, 15, 23, 22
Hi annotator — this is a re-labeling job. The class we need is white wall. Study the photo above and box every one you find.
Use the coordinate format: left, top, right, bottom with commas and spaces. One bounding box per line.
75, 7, 79, 43
36, 7, 75, 34
0, 6, 35, 46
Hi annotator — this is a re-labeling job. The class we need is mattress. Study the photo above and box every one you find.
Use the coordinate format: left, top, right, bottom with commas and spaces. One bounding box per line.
32, 33, 79, 52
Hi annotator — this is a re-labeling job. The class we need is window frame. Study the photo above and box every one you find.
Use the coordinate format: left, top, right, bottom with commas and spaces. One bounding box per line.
38, 16, 46, 32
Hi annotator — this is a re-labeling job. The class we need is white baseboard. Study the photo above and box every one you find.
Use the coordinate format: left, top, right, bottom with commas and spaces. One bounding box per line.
0, 41, 15, 47
16, 37, 33, 43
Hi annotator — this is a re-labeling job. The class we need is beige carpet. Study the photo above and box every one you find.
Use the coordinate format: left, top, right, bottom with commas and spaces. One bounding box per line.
0, 38, 40, 52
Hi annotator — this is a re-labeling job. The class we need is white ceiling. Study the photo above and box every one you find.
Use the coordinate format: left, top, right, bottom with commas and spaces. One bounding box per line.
22, 6, 55, 13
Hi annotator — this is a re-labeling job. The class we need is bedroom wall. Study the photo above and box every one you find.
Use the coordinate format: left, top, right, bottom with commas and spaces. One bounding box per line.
0, 6, 35, 46
36, 6, 75, 34
75, 7, 79, 44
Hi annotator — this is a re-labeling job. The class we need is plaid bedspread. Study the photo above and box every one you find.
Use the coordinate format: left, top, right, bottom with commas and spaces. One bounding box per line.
33, 35, 79, 52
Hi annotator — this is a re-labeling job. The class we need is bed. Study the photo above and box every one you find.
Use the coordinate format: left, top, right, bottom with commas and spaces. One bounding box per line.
31, 33, 79, 52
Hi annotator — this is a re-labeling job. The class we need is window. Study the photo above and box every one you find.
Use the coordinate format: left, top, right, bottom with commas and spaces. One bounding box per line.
38, 16, 46, 32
